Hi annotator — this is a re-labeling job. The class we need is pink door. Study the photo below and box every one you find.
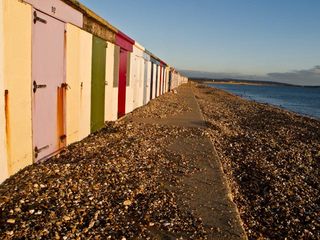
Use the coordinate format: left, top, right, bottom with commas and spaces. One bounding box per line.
32, 10, 66, 161
118, 49, 127, 118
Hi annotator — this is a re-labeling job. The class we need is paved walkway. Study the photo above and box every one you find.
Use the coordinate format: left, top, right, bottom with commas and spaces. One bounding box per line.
132, 84, 247, 239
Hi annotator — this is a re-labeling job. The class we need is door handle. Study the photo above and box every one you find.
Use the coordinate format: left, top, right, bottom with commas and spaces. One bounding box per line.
33, 81, 47, 93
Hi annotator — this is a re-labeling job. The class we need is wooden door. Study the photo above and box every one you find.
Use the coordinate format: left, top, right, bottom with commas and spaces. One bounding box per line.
32, 10, 65, 161
118, 49, 127, 118
91, 36, 106, 133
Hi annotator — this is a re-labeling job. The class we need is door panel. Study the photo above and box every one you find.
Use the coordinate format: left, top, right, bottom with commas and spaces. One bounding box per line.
155, 65, 158, 97
118, 49, 127, 118
150, 63, 154, 100
91, 36, 106, 133
143, 60, 148, 105
159, 66, 162, 96
32, 10, 65, 161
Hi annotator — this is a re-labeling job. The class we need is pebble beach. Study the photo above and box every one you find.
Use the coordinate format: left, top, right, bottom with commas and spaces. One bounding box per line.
193, 83, 320, 239
0, 82, 319, 239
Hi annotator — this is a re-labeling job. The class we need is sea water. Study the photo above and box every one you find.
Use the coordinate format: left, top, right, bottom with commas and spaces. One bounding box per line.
207, 83, 320, 119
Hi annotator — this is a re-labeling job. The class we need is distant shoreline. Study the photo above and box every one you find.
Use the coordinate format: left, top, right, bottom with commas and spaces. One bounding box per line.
203, 81, 271, 86
190, 78, 320, 88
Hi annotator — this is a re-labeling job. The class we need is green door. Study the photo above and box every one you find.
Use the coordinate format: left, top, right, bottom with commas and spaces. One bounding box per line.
91, 36, 106, 133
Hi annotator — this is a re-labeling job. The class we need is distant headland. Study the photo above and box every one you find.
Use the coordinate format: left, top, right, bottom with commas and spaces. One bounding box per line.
190, 78, 320, 88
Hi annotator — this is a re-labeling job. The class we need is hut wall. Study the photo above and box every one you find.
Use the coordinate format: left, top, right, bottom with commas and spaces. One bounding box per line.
0, 0, 8, 183
3, 0, 33, 175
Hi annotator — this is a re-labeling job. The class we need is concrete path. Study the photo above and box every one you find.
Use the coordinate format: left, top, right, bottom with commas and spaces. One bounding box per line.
132, 83, 247, 239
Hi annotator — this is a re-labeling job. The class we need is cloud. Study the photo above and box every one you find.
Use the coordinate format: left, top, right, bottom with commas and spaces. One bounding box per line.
268, 66, 320, 86
180, 66, 320, 86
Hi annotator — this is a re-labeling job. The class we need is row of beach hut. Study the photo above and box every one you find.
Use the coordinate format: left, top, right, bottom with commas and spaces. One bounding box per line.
0, 0, 188, 182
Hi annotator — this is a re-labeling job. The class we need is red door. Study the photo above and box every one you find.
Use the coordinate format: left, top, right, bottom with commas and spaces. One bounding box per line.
118, 49, 127, 118
32, 10, 66, 161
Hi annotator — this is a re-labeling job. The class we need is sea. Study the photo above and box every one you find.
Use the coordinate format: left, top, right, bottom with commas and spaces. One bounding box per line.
207, 83, 320, 120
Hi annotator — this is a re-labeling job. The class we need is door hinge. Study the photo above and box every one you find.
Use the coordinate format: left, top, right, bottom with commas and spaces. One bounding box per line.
33, 11, 47, 24
33, 81, 47, 93
34, 145, 49, 158
60, 135, 66, 142
61, 83, 71, 90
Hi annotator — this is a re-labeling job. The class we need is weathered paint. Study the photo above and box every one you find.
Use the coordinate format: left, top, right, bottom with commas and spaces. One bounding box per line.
118, 49, 127, 118
32, 10, 66, 161
105, 41, 118, 121
3, 0, 33, 174
91, 36, 106, 133
79, 30, 92, 140
0, 0, 8, 183
83, 15, 116, 43
24, 0, 83, 28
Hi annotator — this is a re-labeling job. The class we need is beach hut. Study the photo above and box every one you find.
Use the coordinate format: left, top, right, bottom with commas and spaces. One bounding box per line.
115, 31, 134, 118
143, 52, 151, 105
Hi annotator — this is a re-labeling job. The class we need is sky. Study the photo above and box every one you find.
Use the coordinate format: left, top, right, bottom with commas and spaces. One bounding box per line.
80, 0, 320, 86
